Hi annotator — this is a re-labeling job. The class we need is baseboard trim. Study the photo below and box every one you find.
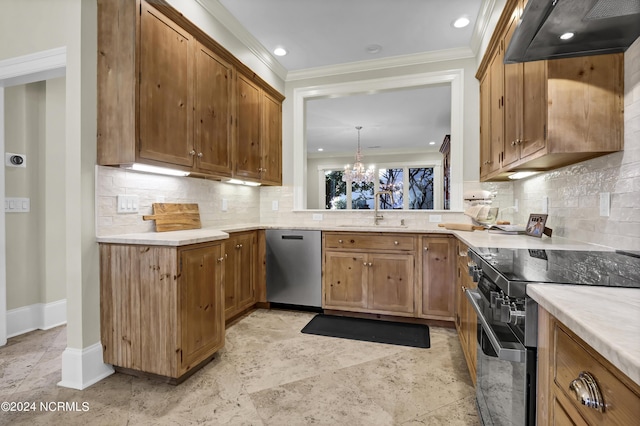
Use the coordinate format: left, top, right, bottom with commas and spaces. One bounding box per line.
58, 342, 115, 390
6, 299, 67, 338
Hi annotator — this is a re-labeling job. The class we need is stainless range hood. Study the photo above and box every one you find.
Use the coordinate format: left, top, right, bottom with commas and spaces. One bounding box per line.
505, 0, 640, 63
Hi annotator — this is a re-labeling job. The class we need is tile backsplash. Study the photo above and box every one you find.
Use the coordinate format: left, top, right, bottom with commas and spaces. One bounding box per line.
96, 166, 260, 236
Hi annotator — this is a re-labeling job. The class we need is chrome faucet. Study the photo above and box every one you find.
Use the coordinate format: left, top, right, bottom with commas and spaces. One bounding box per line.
374, 191, 392, 225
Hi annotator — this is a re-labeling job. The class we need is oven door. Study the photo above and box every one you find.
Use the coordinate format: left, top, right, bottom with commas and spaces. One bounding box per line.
466, 288, 528, 426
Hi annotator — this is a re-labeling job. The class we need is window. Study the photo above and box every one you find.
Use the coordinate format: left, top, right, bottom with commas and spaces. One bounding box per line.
323, 164, 439, 210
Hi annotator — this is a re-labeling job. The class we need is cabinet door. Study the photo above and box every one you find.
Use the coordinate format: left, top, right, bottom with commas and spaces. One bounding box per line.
179, 245, 224, 373
368, 253, 414, 314
479, 73, 492, 179
488, 43, 504, 175
235, 73, 262, 180
223, 238, 238, 319
502, 14, 522, 167
234, 232, 257, 311
139, 3, 194, 167
420, 237, 454, 319
195, 42, 233, 176
520, 60, 547, 159
323, 251, 368, 310
261, 92, 282, 185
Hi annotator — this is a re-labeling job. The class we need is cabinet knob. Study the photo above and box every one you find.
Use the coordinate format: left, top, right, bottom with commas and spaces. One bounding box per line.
394, 241, 399, 245
363, 262, 368, 266
569, 372, 605, 413
189, 150, 196, 156
217, 257, 225, 263
424, 247, 428, 251
197, 152, 203, 158
338, 239, 343, 243
236, 244, 241, 249
511, 140, 517, 146
368, 262, 372, 267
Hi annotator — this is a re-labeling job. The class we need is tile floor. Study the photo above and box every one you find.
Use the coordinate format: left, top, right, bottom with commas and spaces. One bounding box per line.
0, 309, 479, 425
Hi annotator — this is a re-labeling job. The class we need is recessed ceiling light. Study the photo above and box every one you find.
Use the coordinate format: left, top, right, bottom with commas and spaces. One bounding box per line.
429, 141, 436, 145
452, 16, 470, 28
273, 47, 287, 56
366, 44, 382, 54
559, 32, 575, 40
317, 148, 324, 152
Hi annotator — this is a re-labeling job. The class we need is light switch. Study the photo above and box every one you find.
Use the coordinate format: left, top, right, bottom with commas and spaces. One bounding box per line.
117, 195, 139, 213
272, 200, 279, 211
4, 197, 30, 212
221, 199, 228, 212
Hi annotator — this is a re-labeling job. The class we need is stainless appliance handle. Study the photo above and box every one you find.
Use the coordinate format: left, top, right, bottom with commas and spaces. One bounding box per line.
465, 288, 526, 363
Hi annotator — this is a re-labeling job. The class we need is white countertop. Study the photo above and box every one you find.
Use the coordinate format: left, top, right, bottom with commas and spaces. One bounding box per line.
96, 224, 603, 250
527, 284, 640, 386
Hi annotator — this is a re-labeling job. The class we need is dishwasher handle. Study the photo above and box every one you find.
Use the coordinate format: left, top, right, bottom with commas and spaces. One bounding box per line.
281, 235, 304, 240
465, 288, 526, 363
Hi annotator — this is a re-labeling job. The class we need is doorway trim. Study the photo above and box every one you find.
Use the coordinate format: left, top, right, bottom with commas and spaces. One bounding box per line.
0, 46, 66, 346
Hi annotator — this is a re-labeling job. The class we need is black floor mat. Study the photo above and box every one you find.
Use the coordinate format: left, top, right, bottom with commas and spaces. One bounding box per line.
301, 314, 430, 348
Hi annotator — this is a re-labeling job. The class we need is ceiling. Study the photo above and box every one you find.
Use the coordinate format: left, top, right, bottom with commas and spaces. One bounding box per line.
212, 0, 489, 155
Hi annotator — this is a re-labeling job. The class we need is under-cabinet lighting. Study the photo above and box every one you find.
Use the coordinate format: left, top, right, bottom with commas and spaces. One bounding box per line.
508, 171, 540, 180
124, 163, 190, 177
226, 179, 261, 187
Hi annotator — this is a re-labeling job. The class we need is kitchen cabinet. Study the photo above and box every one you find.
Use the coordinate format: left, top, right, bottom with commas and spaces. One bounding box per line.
418, 235, 455, 321
223, 231, 257, 321
97, 0, 283, 183
537, 307, 640, 425
476, 0, 623, 181
100, 241, 224, 381
454, 240, 477, 385
322, 232, 416, 316
235, 74, 283, 185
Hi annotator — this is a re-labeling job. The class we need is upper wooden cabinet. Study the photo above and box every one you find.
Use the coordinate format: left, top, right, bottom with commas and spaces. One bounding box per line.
477, 0, 623, 181
97, 0, 283, 184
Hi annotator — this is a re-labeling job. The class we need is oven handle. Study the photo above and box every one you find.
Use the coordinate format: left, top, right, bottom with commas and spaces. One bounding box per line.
465, 288, 526, 363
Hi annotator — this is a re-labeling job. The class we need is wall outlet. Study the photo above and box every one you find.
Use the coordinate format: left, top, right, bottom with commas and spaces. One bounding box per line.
222, 199, 228, 212
429, 214, 442, 223
541, 196, 549, 214
272, 200, 279, 211
5, 197, 30, 212
599, 192, 610, 217
312, 213, 323, 221
117, 194, 139, 213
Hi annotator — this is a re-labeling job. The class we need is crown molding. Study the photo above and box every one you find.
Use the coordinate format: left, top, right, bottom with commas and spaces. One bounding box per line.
469, 0, 501, 56
193, 0, 288, 81
286, 47, 475, 82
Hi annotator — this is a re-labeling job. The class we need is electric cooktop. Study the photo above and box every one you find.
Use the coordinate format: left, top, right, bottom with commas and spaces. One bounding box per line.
469, 248, 640, 295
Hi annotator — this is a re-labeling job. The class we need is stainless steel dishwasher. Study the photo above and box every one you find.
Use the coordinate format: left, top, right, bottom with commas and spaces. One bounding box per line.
266, 229, 322, 308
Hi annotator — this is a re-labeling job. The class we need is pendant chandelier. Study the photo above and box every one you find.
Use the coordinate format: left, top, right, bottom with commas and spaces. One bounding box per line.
342, 126, 375, 184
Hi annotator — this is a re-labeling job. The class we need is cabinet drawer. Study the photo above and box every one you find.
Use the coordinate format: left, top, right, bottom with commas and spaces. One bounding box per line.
553, 322, 640, 425
324, 233, 415, 251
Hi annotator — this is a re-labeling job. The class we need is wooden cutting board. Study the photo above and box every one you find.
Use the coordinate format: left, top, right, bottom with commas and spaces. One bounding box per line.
142, 203, 201, 232
438, 223, 485, 232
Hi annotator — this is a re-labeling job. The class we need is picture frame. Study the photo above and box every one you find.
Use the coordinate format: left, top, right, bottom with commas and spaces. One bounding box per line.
525, 214, 548, 238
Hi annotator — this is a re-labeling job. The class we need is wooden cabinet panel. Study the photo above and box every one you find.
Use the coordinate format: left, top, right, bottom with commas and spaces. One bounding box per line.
195, 42, 233, 176
235, 73, 262, 180
324, 251, 368, 310
261, 92, 282, 185
419, 236, 455, 320
479, 74, 491, 179
502, 13, 521, 168
100, 242, 224, 380
454, 239, 477, 385
224, 231, 257, 320
139, 3, 194, 167
368, 253, 414, 314
537, 307, 640, 425
488, 43, 504, 176
179, 245, 224, 374
324, 233, 415, 251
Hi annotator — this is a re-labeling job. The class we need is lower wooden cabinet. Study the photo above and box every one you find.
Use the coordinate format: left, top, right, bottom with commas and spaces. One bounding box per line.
223, 231, 257, 320
454, 240, 477, 385
100, 242, 225, 380
537, 307, 640, 425
323, 232, 416, 316
418, 235, 455, 320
